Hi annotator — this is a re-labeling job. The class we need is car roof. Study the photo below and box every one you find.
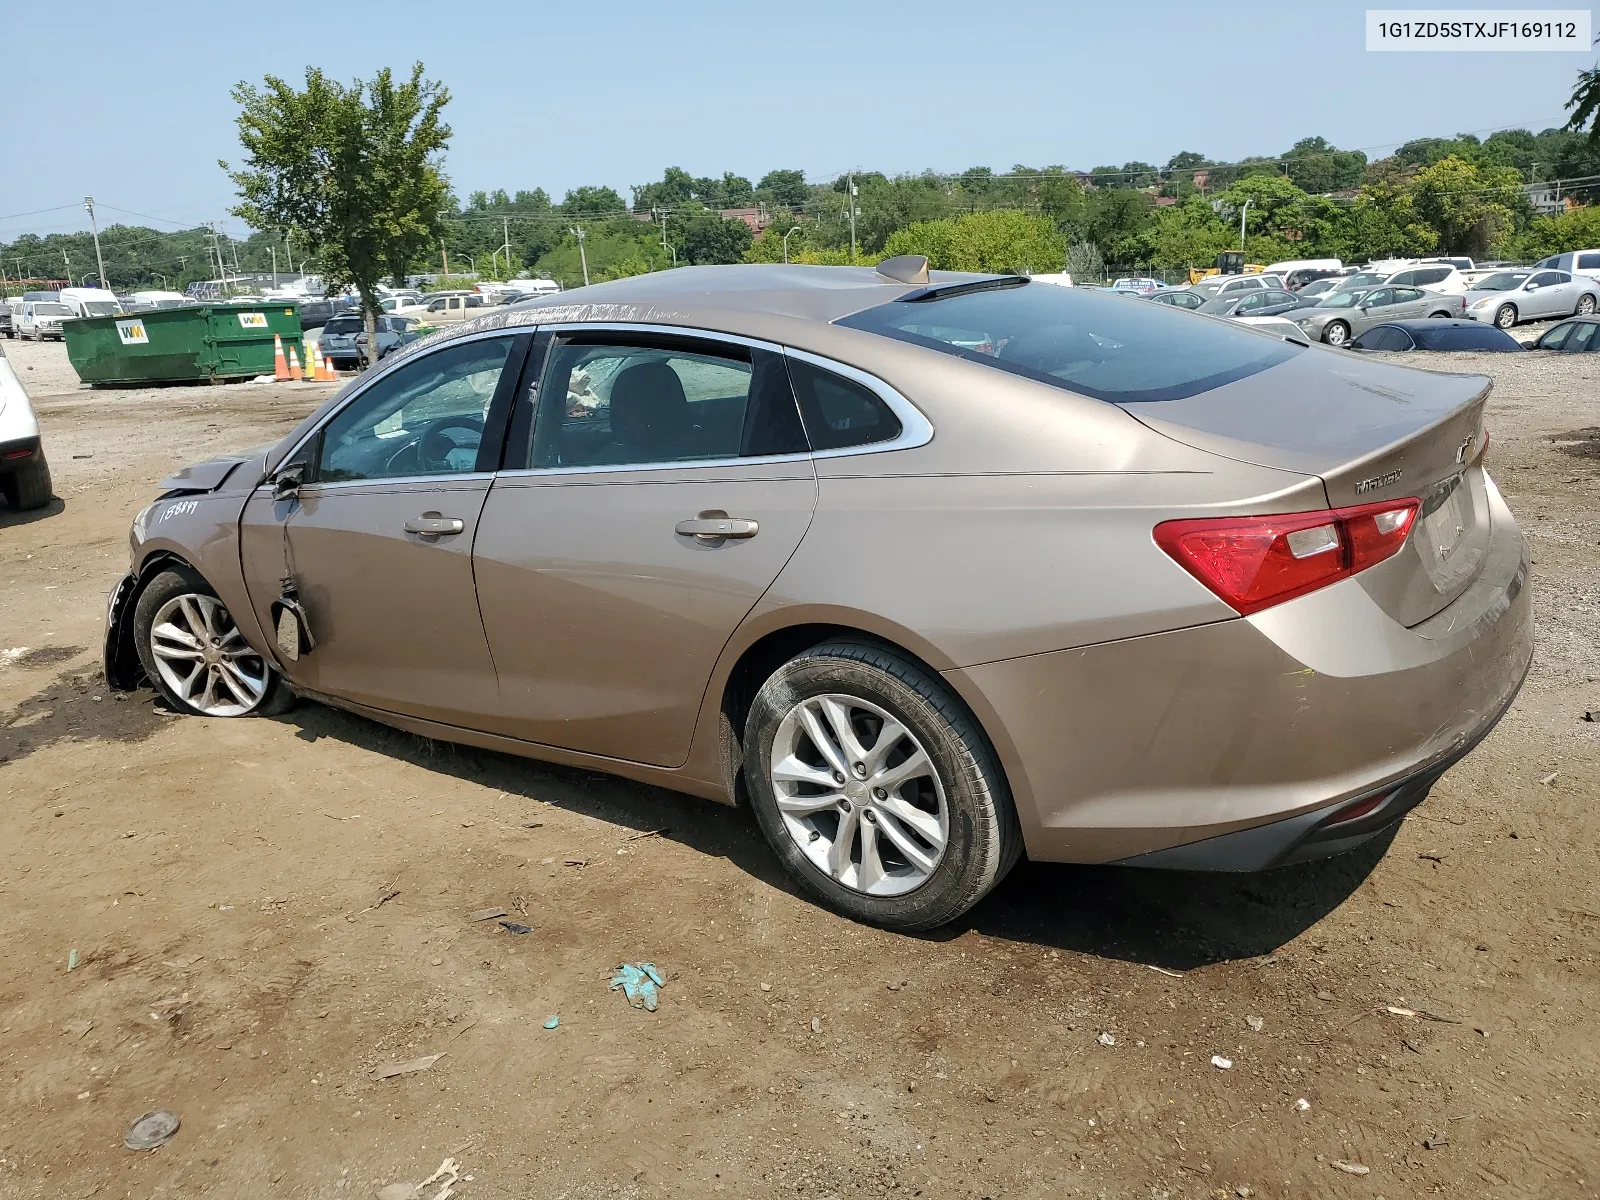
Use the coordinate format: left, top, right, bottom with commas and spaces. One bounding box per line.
1372, 319, 1482, 330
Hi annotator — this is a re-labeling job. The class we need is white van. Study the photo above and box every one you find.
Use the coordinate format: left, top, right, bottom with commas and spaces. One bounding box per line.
1535, 249, 1600, 281
504, 277, 561, 299
19, 300, 74, 340
1262, 258, 1342, 278
59, 287, 124, 318
129, 290, 191, 310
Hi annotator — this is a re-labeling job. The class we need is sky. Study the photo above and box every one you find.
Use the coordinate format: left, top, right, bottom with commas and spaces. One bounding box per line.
4, 0, 1594, 242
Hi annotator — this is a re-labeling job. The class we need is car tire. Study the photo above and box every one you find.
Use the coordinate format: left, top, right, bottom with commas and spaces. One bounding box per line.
1428, 310, 1451, 318
1323, 321, 1350, 346
1494, 304, 1517, 329
133, 567, 293, 718
1, 455, 53, 510
1577, 294, 1597, 316
742, 639, 1022, 932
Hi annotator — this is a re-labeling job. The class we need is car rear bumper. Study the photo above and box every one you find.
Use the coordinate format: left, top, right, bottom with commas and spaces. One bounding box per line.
1, 434, 43, 473
949, 475, 1533, 867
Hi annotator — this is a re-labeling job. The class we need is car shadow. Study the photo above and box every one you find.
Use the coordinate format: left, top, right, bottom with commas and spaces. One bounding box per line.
276, 701, 1388, 971
955, 829, 1395, 970
0, 496, 65, 525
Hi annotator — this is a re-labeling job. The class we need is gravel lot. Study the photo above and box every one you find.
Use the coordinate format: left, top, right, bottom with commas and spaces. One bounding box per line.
0, 335, 1596, 1199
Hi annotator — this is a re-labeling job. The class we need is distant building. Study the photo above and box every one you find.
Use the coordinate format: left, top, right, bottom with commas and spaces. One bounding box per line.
1524, 182, 1566, 217
719, 207, 771, 233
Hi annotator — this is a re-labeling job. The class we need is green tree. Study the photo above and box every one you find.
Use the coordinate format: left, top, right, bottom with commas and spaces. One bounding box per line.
1565, 45, 1600, 143
1349, 176, 1438, 259
1409, 156, 1526, 256
882, 209, 1063, 274
668, 205, 753, 264
562, 186, 626, 218
226, 62, 451, 363
1516, 204, 1600, 258
757, 169, 810, 208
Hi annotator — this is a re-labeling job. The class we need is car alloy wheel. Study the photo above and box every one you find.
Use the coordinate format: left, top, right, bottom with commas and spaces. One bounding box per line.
769, 692, 950, 896
1324, 321, 1350, 346
147, 592, 270, 716
1495, 304, 1516, 329
1578, 294, 1597, 316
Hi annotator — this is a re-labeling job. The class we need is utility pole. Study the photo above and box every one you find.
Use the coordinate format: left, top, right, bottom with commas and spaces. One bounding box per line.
441, 243, 450, 278
848, 173, 858, 264
502, 215, 511, 280
62, 249, 72, 286
573, 226, 589, 286
271, 247, 278, 289
84, 197, 108, 290
284, 233, 294, 274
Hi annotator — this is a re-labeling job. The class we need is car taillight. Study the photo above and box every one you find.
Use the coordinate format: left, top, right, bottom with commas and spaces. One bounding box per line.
1154, 498, 1421, 616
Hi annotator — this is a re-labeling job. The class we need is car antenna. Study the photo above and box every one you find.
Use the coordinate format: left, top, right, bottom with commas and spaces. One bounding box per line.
876, 255, 930, 285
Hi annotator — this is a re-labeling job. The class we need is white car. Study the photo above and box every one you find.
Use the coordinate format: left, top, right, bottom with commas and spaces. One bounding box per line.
0, 342, 52, 510
1462, 269, 1599, 328
1382, 263, 1470, 295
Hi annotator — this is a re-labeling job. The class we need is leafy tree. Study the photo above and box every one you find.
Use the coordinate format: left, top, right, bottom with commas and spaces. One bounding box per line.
562, 186, 626, 218
1085, 187, 1152, 260
1566, 45, 1600, 143
534, 220, 668, 287
883, 210, 1062, 274
757, 169, 810, 208
632, 167, 695, 212
1409, 156, 1525, 256
668, 205, 753, 265
226, 63, 451, 362
1349, 176, 1438, 258
1517, 203, 1600, 258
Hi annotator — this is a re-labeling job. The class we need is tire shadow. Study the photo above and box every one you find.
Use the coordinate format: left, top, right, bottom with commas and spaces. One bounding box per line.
0, 496, 65, 526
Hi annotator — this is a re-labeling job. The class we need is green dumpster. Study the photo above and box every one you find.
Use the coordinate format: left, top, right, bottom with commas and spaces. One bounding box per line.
64, 302, 307, 384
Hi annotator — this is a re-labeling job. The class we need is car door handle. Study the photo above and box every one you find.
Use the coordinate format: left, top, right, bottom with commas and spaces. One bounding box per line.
675, 516, 758, 540
404, 513, 465, 537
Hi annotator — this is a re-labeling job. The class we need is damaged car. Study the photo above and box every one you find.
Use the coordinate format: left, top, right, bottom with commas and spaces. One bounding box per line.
105, 260, 1533, 930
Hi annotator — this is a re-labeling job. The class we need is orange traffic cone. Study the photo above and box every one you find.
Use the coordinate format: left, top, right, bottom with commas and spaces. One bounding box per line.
287, 345, 303, 381
315, 343, 329, 379
273, 334, 290, 381
301, 336, 318, 381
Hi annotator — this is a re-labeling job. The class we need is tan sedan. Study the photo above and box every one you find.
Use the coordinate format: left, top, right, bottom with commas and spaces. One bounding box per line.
105, 259, 1531, 930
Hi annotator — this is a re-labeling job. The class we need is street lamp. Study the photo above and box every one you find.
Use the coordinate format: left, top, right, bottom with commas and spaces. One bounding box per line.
82, 272, 97, 286
782, 225, 804, 263
1238, 198, 1252, 253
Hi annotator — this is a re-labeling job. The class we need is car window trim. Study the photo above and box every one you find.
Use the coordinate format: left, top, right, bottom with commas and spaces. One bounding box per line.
267, 327, 533, 488
493, 322, 933, 478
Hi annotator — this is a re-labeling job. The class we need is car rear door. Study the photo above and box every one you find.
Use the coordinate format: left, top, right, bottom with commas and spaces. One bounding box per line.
470, 329, 818, 767
238, 331, 530, 725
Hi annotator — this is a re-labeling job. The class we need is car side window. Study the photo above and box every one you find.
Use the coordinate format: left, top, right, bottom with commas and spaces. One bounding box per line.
787, 358, 903, 451
1362, 288, 1393, 307
1568, 322, 1598, 352
315, 336, 515, 483
1579, 253, 1600, 270
1393, 288, 1424, 303
1235, 292, 1268, 312
1389, 270, 1416, 286
1538, 323, 1572, 350
1529, 272, 1560, 288
1416, 267, 1448, 285
525, 339, 806, 469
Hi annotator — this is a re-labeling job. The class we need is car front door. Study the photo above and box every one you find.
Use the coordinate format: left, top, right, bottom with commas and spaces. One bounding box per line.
1351, 288, 1395, 335
1536, 271, 1575, 318
470, 330, 820, 767
238, 331, 529, 725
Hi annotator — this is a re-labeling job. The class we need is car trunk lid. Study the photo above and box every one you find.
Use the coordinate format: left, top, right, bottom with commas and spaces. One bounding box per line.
1122, 349, 1491, 627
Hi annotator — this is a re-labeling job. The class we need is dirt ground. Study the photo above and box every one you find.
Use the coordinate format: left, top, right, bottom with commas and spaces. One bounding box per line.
1, 332, 1596, 1200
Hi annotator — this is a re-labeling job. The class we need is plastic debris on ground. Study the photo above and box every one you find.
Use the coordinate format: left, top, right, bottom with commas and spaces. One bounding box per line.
1332, 1160, 1370, 1175
1096, 1032, 1116, 1047
610, 963, 665, 1011
1245, 1015, 1265, 1032
498, 921, 532, 935
1295, 1097, 1311, 1111
370, 1053, 445, 1081
810, 1016, 821, 1033
1210, 1055, 1233, 1069
380, 1157, 463, 1200
543, 1015, 559, 1029
124, 1109, 181, 1151
67, 949, 78, 971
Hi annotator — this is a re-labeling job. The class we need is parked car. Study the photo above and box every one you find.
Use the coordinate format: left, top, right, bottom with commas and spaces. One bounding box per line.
379, 292, 424, 313
1532, 250, 1600, 281
103, 261, 1530, 931
295, 299, 344, 330
129, 290, 193, 311
1148, 289, 1207, 310
353, 315, 426, 361
1261, 258, 1343, 282
0, 341, 53, 509
1348, 319, 1524, 353
1190, 273, 1287, 300
18, 300, 73, 340
1282, 267, 1342, 291
1196, 289, 1304, 319
1328, 271, 1390, 294
420, 293, 484, 322
1462, 270, 1599, 328
1293, 278, 1344, 302
1528, 315, 1600, 352
1383, 264, 1470, 295
1293, 286, 1465, 345
0, 300, 13, 339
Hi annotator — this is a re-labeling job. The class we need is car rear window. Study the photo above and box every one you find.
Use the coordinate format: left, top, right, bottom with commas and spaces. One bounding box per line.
1415, 324, 1521, 351
836, 281, 1299, 404
323, 317, 362, 334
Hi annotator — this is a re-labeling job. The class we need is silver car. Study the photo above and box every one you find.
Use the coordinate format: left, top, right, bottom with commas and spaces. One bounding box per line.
1462, 269, 1599, 328
1293, 286, 1464, 346
103, 260, 1531, 931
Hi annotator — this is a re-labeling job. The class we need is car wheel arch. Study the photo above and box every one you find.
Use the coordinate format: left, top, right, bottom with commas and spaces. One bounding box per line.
704, 616, 1033, 846
107, 551, 206, 689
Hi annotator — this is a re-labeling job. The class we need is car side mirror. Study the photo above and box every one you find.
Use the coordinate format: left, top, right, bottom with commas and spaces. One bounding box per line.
272, 468, 303, 502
